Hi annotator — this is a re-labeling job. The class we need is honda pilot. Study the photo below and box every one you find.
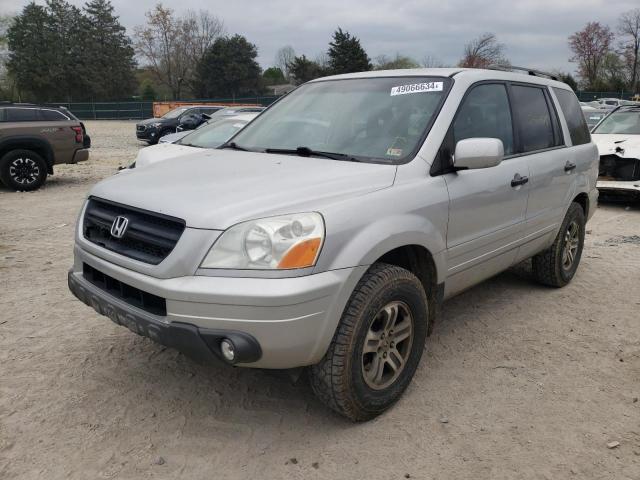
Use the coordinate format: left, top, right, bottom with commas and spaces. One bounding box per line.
69, 68, 598, 421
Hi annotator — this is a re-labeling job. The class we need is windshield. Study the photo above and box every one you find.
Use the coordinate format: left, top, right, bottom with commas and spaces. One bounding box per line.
162, 107, 190, 119
229, 76, 451, 163
177, 118, 249, 148
592, 111, 640, 135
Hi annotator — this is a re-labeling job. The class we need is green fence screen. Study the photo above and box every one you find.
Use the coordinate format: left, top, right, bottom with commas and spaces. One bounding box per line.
44, 96, 281, 120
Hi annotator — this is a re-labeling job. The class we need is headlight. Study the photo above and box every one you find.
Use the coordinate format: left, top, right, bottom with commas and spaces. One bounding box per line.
200, 213, 324, 270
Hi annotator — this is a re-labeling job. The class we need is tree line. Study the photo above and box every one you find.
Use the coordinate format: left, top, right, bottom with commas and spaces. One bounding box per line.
1, 1, 639, 103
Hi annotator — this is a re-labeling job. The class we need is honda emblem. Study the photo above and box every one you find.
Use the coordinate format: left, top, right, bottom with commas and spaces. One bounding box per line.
110, 216, 129, 239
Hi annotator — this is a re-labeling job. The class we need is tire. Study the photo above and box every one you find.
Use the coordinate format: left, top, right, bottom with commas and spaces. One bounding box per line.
309, 263, 429, 421
532, 202, 586, 287
0, 149, 48, 191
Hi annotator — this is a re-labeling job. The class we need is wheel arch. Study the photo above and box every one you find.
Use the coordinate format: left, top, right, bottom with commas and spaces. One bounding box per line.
0, 137, 55, 174
572, 192, 589, 217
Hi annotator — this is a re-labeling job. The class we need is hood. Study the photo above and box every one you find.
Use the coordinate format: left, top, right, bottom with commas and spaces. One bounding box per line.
133, 143, 202, 168
92, 150, 397, 229
159, 131, 190, 144
592, 134, 640, 158
137, 117, 165, 126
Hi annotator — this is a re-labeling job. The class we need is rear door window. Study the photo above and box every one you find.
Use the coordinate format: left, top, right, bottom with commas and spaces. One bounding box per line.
6, 108, 40, 122
453, 83, 514, 155
553, 88, 591, 145
510, 85, 561, 152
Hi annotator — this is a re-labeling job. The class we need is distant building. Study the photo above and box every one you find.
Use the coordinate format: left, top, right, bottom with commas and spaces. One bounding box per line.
267, 84, 297, 96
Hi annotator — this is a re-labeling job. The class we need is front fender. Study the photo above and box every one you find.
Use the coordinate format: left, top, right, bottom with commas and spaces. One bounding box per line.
316, 212, 448, 284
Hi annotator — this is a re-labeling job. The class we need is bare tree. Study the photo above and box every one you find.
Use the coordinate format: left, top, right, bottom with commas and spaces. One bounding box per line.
618, 8, 640, 93
458, 33, 508, 68
374, 53, 419, 70
568, 22, 614, 89
314, 51, 330, 70
183, 10, 224, 65
421, 55, 445, 68
134, 4, 223, 99
275, 45, 295, 80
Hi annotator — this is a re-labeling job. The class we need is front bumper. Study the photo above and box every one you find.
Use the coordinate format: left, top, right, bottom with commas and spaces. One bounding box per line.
70, 246, 366, 369
136, 126, 159, 141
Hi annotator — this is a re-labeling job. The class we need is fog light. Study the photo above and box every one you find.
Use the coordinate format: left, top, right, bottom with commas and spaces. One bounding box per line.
220, 339, 235, 362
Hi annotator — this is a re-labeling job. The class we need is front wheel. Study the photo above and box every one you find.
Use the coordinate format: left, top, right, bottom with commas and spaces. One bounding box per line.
309, 263, 429, 421
0, 149, 48, 191
532, 202, 586, 287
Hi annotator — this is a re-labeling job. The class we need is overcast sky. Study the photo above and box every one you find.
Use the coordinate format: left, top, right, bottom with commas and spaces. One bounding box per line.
2, 0, 638, 74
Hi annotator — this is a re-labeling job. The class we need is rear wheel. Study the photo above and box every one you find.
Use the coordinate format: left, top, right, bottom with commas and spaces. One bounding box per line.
532, 202, 585, 287
0, 149, 48, 191
309, 263, 429, 421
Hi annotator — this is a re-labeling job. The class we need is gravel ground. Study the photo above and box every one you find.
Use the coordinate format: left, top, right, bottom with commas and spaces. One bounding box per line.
1, 121, 639, 480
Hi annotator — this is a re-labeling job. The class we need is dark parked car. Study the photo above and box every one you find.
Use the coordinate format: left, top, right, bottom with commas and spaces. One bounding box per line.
0, 103, 90, 191
175, 106, 266, 132
135, 105, 224, 144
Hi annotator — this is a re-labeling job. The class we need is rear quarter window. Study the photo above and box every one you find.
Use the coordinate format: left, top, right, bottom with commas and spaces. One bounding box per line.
40, 109, 69, 121
553, 88, 590, 145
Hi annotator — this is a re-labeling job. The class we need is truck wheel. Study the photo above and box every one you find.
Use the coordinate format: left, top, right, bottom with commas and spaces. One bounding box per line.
532, 202, 585, 287
309, 263, 429, 421
0, 149, 48, 191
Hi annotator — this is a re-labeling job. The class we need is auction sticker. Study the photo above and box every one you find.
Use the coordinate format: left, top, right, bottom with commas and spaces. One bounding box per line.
390, 82, 443, 96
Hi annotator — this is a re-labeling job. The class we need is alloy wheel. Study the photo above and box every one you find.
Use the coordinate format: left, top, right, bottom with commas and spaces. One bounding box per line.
562, 220, 580, 270
9, 157, 40, 186
361, 301, 414, 390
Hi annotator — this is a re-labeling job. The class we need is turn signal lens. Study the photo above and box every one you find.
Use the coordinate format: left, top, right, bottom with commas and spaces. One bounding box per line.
277, 237, 322, 269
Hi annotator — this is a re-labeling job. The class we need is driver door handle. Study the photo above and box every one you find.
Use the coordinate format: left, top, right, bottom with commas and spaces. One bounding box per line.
564, 161, 577, 172
511, 173, 529, 188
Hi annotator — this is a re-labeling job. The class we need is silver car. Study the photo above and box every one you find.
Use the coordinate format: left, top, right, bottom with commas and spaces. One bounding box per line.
68, 68, 598, 421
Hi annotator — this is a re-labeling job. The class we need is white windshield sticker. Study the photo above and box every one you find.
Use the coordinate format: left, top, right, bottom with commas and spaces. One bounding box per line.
390, 82, 443, 96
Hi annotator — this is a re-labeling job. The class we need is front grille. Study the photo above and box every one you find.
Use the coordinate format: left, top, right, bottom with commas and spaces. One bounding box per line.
83, 263, 166, 316
136, 125, 146, 132
83, 197, 185, 265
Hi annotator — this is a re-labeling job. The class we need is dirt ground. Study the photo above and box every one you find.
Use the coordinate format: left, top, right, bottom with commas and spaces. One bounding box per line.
1, 121, 639, 480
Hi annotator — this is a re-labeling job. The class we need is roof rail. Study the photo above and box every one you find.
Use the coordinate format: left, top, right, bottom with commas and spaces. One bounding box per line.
487, 65, 559, 81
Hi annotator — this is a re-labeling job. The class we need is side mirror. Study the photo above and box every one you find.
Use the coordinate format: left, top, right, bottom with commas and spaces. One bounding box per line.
454, 138, 504, 170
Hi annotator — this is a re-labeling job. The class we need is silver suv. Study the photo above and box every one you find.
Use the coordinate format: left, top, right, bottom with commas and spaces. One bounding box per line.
68, 68, 598, 421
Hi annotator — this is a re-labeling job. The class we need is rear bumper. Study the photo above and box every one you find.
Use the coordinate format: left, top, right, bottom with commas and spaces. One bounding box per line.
71, 148, 89, 163
70, 245, 366, 369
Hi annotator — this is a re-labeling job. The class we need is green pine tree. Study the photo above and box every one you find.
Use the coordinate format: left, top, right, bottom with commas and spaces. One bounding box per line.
327, 27, 371, 75
83, 0, 137, 100
287, 55, 325, 85
194, 35, 262, 98
7, 3, 53, 101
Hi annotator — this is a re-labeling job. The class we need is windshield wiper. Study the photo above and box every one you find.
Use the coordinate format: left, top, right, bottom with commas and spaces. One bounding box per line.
264, 146, 361, 161
219, 141, 251, 151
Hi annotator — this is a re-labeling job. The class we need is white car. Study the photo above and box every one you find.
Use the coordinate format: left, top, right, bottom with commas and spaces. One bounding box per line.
591, 106, 640, 199
131, 113, 259, 168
